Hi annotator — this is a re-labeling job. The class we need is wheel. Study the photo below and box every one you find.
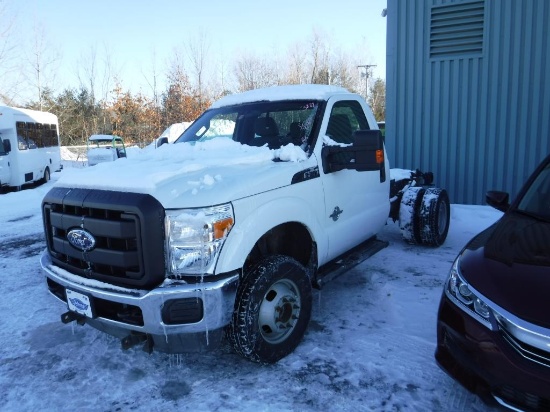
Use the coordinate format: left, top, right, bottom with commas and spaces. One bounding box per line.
42, 167, 51, 184
229, 255, 312, 363
418, 188, 450, 246
399, 186, 425, 244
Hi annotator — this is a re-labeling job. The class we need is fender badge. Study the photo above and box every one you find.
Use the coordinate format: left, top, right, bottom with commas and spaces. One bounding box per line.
330, 206, 344, 221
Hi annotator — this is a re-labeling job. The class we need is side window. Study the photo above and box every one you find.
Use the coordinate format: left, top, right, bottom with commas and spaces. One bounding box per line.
27, 122, 38, 149
326, 100, 370, 145
36, 123, 45, 148
16, 122, 28, 150
48, 124, 58, 147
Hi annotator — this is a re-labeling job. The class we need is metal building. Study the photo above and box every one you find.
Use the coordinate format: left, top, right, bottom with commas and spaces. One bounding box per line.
385, 0, 550, 204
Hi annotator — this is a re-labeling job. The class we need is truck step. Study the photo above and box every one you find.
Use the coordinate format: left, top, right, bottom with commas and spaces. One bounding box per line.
313, 237, 389, 289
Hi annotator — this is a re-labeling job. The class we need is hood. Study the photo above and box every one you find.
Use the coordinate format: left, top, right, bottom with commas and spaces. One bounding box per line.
460, 213, 550, 328
54, 138, 311, 209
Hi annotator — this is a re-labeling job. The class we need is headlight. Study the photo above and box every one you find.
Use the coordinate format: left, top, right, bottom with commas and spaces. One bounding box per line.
445, 256, 495, 330
165, 204, 234, 277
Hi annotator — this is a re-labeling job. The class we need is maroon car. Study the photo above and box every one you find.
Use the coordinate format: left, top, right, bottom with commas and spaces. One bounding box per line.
435, 154, 550, 411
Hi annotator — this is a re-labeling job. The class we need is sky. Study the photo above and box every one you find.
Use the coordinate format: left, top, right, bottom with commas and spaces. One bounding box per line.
0, 154, 501, 411
4, 0, 387, 100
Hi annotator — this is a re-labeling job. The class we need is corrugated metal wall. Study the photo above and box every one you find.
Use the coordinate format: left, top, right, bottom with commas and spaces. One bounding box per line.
386, 0, 550, 204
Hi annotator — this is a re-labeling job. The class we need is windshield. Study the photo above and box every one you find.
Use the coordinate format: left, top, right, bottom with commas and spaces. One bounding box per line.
517, 161, 550, 221
175, 100, 322, 154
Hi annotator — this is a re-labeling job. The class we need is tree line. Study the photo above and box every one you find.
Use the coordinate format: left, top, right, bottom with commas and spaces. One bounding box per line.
0, 13, 385, 147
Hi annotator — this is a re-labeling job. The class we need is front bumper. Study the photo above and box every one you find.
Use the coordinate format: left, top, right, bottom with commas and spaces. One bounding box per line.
435, 293, 550, 411
41, 250, 239, 353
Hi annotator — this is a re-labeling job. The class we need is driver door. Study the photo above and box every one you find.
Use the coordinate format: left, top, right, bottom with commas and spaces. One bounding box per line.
319, 98, 389, 261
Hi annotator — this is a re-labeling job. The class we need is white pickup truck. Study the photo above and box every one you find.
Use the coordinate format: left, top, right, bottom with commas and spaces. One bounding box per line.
40, 85, 450, 363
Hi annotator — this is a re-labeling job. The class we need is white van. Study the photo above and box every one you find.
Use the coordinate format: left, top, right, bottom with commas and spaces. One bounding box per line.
0, 106, 61, 190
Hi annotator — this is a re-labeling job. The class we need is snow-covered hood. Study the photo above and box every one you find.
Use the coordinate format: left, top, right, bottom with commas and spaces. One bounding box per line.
54, 138, 311, 209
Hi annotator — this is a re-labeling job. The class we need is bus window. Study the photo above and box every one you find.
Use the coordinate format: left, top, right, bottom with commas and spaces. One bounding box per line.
36, 123, 44, 148
27, 122, 37, 149
16, 121, 27, 150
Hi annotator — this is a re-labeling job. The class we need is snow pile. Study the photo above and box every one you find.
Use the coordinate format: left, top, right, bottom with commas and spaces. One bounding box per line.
60, 146, 86, 162
160, 123, 192, 142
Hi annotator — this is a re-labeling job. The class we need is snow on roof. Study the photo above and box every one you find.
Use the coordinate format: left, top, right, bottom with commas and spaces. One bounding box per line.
88, 134, 123, 142
210, 84, 352, 109
0, 105, 58, 123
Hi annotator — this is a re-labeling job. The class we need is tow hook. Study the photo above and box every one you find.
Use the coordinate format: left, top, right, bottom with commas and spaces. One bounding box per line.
61, 311, 86, 325
121, 332, 154, 354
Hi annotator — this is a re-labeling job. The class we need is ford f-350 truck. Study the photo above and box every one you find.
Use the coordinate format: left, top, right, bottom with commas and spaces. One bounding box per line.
40, 85, 450, 363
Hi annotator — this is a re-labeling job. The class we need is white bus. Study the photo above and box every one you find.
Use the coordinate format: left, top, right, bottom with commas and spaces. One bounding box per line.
0, 106, 62, 190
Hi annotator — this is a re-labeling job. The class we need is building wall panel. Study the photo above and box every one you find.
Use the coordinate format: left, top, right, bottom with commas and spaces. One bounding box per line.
386, 0, 550, 204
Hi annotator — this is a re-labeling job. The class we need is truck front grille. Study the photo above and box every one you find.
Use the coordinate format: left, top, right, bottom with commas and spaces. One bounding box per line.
42, 187, 166, 289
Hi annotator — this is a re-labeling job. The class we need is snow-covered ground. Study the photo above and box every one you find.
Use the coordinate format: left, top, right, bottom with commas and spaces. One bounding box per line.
0, 168, 503, 412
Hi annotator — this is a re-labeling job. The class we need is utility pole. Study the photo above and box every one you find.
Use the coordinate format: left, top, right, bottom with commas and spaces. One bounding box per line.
357, 64, 377, 100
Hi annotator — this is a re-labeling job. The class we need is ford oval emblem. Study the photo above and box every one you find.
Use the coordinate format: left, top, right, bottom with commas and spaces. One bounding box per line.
67, 229, 96, 251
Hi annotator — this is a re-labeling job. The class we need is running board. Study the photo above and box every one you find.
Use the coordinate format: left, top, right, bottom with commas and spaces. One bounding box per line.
313, 238, 389, 289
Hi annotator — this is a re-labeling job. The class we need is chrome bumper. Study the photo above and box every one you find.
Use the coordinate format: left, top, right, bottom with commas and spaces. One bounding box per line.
40, 251, 239, 339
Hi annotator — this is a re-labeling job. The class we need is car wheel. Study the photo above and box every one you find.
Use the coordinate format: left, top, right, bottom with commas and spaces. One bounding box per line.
42, 167, 51, 184
418, 188, 450, 246
229, 255, 312, 364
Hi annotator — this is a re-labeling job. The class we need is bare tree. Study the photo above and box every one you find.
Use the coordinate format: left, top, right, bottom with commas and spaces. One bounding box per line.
142, 46, 160, 108
0, 1, 22, 105
77, 46, 98, 104
25, 22, 61, 110
308, 29, 331, 84
162, 50, 204, 124
330, 50, 359, 91
76, 43, 119, 132
77, 43, 116, 101
185, 29, 211, 111
285, 43, 307, 85
234, 52, 278, 92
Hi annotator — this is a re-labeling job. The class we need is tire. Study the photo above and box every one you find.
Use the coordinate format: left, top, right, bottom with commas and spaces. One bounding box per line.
418, 188, 450, 246
42, 167, 51, 184
399, 186, 425, 244
229, 255, 312, 364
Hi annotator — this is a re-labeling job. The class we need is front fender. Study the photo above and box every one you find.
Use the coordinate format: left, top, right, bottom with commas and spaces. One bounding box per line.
215, 179, 327, 274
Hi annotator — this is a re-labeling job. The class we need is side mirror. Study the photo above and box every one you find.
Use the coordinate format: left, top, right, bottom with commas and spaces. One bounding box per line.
353, 130, 384, 172
321, 130, 385, 182
2, 139, 11, 153
486, 190, 510, 212
156, 137, 169, 148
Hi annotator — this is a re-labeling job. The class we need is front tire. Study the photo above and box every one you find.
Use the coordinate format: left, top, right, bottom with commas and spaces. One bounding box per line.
229, 255, 312, 364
